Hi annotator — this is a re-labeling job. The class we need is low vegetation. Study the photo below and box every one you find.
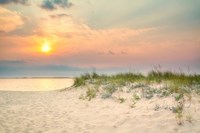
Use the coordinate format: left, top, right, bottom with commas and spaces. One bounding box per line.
74, 71, 200, 88
79, 88, 96, 101
73, 70, 200, 125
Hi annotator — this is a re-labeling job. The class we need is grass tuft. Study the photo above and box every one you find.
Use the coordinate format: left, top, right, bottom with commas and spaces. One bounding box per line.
73, 70, 200, 125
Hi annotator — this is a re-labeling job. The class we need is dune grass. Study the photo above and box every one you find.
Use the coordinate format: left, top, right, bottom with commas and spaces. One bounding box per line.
74, 71, 200, 89
74, 71, 200, 99
73, 70, 200, 125
74, 70, 200, 104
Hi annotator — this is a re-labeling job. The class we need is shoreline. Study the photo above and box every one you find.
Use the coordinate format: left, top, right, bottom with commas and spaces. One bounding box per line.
0, 77, 74, 79
0, 78, 74, 92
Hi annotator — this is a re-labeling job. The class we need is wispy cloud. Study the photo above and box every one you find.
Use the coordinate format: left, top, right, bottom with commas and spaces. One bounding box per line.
98, 50, 128, 56
0, 0, 29, 5
49, 13, 69, 19
71, 0, 200, 30
0, 7, 24, 32
0, 60, 26, 66
41, 0, 73, 10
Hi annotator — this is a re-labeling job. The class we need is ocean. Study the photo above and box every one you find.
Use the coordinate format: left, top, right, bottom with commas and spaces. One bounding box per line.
0, 78, 74, 91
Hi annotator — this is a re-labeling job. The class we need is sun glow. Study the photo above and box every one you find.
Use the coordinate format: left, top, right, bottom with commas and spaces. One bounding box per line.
41, 42, 51, 53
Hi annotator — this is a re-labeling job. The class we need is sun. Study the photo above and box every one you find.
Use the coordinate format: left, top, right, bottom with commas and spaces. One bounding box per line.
41, 42, 51, 53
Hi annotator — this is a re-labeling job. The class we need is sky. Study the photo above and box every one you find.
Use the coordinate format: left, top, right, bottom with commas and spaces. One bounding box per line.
0, 0, 200, 77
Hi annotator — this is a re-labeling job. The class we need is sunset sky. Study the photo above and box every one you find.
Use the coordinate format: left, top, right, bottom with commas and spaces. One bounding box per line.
0, 0, 200, 76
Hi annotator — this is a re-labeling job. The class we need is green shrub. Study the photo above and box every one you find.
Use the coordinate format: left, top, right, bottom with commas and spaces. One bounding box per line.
91, 72, 99, 79
174, 93, 184, 101
104, 84, 117, 94
101, 92, 112, 99
86, 88, 96, 101
74, 77, 86, 87
118, 97, 125, 103
133, 94, 140, 100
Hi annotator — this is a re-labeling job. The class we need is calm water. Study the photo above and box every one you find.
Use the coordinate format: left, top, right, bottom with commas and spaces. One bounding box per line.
0, 78, 74, 91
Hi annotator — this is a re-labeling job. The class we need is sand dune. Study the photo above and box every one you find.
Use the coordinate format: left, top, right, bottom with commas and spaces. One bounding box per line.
0, 88, 200, 133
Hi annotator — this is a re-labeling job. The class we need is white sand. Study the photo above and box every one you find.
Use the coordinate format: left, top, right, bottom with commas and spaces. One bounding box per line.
0, 88, 200, 133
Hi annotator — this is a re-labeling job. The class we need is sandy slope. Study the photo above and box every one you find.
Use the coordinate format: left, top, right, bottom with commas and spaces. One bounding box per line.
0, 89, 200, 133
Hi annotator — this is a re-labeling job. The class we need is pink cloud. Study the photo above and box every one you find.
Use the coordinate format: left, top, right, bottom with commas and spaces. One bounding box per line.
1, 15, 199, 69
0, 7, 24, 32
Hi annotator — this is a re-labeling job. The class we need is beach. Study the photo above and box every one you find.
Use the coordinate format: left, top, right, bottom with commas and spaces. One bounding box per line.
1, 83, 200, 133
1, 0, 199, 132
